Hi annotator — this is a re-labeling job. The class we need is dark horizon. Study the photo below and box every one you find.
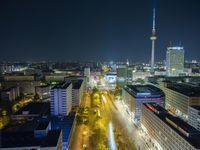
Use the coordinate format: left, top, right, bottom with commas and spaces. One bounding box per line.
0, 0, 200, 62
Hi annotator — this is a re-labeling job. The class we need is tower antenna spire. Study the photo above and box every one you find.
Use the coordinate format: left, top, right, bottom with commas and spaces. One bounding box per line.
150, 6, 157, 75
153, 8, 156, 32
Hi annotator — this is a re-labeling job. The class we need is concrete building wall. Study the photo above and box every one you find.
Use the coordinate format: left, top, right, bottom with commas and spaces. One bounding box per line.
158, 83, 200, 120
141, 104, 198, 150
188, 106, 200, 131
50, 84, 72, 116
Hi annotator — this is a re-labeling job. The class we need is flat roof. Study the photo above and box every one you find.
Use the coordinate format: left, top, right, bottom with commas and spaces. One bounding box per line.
143, 103, 200, 149
36, 121, 49, 130
14, 102, 50, 116
124, 84, 164, 98
1, 129, 61, 148
71, 79, 83, 89
167, 83, 200, 97
36, 85, 50, 88
52, 82, 71, 89
2, 114, 75, 149
190, 105, 200, 111
2, 86, 18, 92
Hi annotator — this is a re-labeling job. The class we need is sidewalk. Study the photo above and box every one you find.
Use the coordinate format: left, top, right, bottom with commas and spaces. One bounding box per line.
114, 100, 153, 150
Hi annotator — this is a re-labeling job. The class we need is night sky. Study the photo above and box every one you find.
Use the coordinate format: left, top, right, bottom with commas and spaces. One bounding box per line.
0, 0, 200, 62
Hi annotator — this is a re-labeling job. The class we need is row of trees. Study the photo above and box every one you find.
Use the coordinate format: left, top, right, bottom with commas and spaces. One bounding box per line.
90, 87, 109, 150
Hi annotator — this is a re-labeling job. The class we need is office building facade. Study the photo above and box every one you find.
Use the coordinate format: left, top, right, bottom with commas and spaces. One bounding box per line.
122, 84, 165, 122
84, 67, 90, 85
71, 80, 84, 107
116, 64, 127, 88
166, 46, 184, 76
158, 81, 200, 120
188, 106, 200, 131
1, 86, 20, 102
141, 103, 200, 150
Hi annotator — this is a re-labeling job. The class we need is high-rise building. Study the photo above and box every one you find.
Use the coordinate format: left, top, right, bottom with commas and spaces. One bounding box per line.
116, 64, 127, 88
71, 79, 84, 107
166, 46, 184, 76
141, 103, 200, 150
122, 84, 165, 122
127, 67, 133, 85
188, 106, 200, 131
84, 67, 90, 86
150, 8, 157, 74
50, 82, 72, 116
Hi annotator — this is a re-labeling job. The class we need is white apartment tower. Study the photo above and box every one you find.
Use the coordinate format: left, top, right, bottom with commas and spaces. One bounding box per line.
50, 82, 72, 116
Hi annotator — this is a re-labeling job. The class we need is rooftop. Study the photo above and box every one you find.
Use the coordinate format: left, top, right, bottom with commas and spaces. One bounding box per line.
36, 121, 49, 130
3, 120, 50, 132
190, 105, 200, 111
167, 83, 200, 97
167, 46, 184, 50
52, 82, 71, 89
14, 102, 50, 116
124, 84, 165, 98
2, 115, 75, 149
143, 103, 200, 149
71, 79, 83, 89
1, 129, 61, 148
36, 84, 50, 88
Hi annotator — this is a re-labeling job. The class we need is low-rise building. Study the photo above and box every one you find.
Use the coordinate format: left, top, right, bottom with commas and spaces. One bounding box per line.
36, 85, 51, 100
2, 80, 41, 96
0, 86, 20, 102
3, 74, 35, 81
12, 102, 50, 120
45, 74, 67, 82
1, 121, 62, 150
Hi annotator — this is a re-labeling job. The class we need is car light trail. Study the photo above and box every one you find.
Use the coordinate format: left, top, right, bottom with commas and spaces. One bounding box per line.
101, 94, 107, 104
108, 122, 117, 150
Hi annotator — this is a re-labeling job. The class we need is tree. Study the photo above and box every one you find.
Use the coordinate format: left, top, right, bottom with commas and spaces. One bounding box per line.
96, 144, 109, 150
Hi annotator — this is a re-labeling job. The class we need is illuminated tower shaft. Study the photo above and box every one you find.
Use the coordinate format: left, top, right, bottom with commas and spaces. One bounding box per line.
150, 8, 157, 74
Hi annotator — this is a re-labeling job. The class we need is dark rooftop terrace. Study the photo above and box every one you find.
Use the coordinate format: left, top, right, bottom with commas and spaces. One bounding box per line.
124, 84, 165, 98
1, 129, 61, 148
72, 79, 83, 89
52, 82, 71, 89
14, 102, 50, 116
190, 105, 200, 111
167, 83, 200, 97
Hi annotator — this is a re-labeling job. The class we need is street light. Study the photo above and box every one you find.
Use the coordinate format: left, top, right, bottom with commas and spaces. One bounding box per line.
82, 131, 87, 149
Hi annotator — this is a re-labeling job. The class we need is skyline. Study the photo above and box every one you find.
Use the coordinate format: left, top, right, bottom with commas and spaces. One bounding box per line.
0, 0, 200, 62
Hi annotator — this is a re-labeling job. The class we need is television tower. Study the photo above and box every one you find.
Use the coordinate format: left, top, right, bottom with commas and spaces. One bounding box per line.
150, 8, 157, 75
